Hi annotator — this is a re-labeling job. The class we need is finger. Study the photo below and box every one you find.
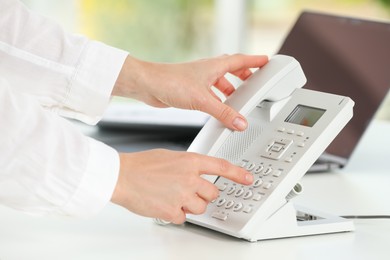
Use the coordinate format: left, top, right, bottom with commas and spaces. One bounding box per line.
231, 68, 253, 81
222, 54, 268, 73
214, 76, 235, 96
192, 153, 253, 185
169, 209, 187, 224
182, 196, 208, 215
196, 179, 219, 202
200, 96, 247, 131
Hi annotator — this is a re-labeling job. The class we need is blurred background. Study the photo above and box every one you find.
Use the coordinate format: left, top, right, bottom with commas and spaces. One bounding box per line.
20, 0, 390, 120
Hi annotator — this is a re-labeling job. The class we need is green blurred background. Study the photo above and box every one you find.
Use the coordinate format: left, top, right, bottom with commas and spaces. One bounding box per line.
20, 0, 390, 119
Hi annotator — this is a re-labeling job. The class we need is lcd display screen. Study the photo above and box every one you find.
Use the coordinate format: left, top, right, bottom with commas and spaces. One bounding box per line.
285, 105, 326, 127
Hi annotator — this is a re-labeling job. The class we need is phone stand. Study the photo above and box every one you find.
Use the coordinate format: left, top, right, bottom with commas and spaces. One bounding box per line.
249, 201, 354, 242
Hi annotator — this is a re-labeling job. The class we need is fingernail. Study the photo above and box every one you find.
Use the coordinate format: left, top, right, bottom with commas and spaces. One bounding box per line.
233, 117, 247, 131
245, 173, 254, 184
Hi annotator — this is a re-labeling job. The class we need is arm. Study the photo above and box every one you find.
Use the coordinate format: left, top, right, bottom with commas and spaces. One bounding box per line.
0, 0, 262, 221
0, 79, 119, 217
0, 0, 128, 124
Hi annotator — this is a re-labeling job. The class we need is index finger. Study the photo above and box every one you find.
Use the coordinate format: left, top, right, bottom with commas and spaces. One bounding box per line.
191, 153, 253, 185
222, 54, 268, 74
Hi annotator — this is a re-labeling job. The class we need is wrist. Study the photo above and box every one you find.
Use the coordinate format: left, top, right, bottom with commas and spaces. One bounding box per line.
112, 55, 147, 98
111, 153, 126, 206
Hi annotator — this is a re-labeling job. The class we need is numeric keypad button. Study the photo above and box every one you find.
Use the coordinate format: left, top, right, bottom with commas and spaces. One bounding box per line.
254, 179, 263, 188
233, 202, 243, 212
227, 186, 236, 195
254, 165, 264, 174
246, 163, 256, 171
234, 188, 244, 197
243, 190, 253, 200
225, 200, 235, 209
263, 167, 273, 176
217, 198, 226, 207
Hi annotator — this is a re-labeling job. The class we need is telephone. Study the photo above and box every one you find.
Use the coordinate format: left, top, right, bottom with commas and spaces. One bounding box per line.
155, 55, 355, 241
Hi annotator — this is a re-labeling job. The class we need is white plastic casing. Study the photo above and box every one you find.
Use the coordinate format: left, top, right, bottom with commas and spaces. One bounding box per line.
185, 55, 355, 241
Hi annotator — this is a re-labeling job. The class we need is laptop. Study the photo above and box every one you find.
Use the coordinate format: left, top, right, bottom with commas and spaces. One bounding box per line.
278, 11, 390, 171
98, 101, 209, 132
99, 11, 390, 172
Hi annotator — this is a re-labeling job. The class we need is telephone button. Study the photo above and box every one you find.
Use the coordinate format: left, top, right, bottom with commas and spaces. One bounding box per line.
243, 206, 252, 213
287, 129, 295, 134
262, 138, 293, 160
233, 202, 243, 212
253, 194, 262, 201
277, 127, 285, 132
273, 170, 282, 177
253, 179, 263, 188
263, 182, 273, 189
212, 212, 228, 221
227, 186, 236, 195
243, 190, 253, 200
239, 160, 249, 168
217, 198, 226, 207
270, 144, 283, 152
235, 188, 245, 197
254, 165, 264, 174
217, 184, 227, 191
246, 163, 256, 171
297, 131, 304, 137
225, 200, 235, 209
263, 167, 273, 176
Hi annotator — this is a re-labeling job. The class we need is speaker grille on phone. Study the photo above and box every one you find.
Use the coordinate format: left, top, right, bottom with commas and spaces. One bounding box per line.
214, 122, 263, 164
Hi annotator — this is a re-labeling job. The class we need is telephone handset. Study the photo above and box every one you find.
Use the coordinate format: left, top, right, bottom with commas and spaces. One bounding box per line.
182, 55, 355, 241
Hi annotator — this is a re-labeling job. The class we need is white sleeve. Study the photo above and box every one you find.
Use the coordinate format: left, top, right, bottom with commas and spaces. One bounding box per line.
0, 79, 120, 217
0, 0, 128, 125
0, 0, 125, 217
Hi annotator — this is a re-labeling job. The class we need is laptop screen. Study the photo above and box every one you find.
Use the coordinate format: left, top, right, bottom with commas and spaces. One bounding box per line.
278, 11, 390, 162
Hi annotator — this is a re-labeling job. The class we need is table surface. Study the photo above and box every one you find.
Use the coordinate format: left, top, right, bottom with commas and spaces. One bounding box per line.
0, 120, 389, 260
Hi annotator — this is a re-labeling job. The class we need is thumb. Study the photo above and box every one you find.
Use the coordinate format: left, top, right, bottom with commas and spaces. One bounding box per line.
205, 97, 248, 131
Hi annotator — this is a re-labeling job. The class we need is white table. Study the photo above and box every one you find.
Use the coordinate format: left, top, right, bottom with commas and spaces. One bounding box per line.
0, 120, 389, 260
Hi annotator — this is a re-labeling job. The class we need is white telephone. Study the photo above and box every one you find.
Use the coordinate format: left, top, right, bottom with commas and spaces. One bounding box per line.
182, 55, 355, 242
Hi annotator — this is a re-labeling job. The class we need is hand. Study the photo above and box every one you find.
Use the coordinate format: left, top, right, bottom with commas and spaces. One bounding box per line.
113, 54, 268, 131
110, 149, 254, 224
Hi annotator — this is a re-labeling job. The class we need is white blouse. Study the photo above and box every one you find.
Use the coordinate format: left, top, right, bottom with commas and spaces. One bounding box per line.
0, 0, 128, 217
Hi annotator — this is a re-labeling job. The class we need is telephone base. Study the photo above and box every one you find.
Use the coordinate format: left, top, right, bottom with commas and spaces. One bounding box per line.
248, 202, 354, 242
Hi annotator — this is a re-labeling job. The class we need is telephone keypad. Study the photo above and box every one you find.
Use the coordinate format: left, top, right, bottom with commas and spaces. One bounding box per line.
211, 157, 285, 221
210, 127, 310, 222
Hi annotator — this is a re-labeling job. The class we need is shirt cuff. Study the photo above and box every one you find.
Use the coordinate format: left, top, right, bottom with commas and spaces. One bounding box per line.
59, 41, 128, 125
59, 137, 120, 217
